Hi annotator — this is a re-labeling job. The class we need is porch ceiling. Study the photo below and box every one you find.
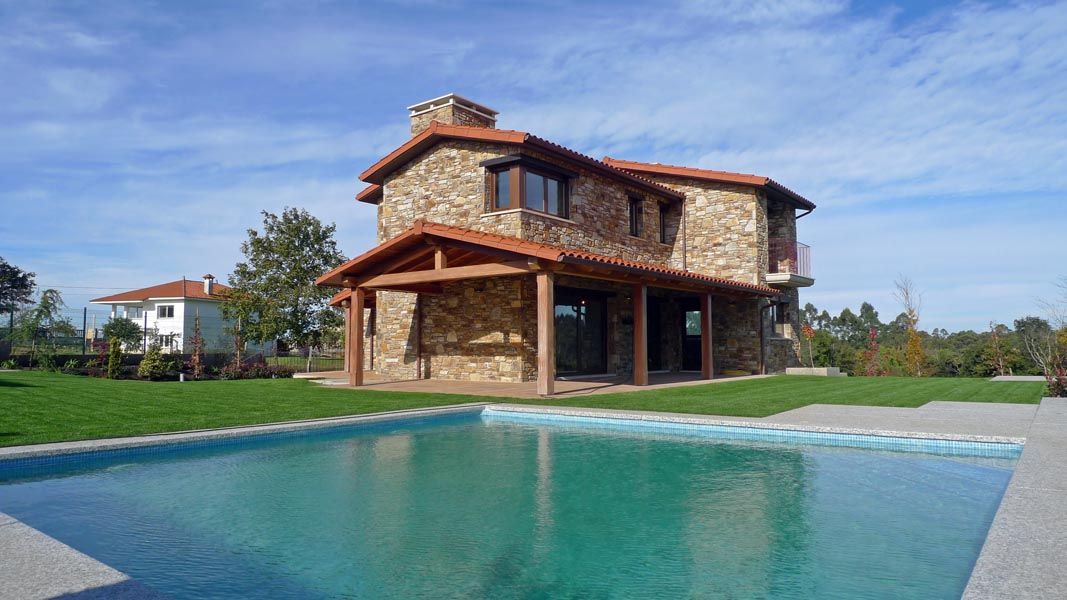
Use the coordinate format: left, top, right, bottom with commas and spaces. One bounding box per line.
316, 220, 780, 298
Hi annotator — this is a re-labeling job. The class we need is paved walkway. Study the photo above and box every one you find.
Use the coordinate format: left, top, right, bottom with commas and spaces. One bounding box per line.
296, 370, 770, 398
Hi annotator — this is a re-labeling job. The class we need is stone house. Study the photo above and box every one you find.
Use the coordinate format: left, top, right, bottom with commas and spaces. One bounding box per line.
317, 94, 815, 394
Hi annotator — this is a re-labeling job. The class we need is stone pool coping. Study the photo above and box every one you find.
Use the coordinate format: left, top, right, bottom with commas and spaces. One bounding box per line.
1, 399, 1063, 599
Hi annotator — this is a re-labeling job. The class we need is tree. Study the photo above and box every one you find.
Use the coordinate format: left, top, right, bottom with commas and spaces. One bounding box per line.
14, 289, 75, 365
1021, 277, 1067, 396
0, 257, 35, 330
103, 317, 143, 351
189, 310, 204, 379
106, 337, 123, 379
894, 275, 926, 376
225, 208, 346, 367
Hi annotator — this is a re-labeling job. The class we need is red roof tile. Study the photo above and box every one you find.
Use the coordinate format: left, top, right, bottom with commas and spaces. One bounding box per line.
317, 220, 778, 296
356, 184, 383, 204
602, 158, 816, 210
90, 279, 231, 303
358, 122, 684, 202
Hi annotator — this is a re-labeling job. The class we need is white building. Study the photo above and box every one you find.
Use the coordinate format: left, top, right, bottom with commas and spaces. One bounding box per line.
91, 275, 267, 354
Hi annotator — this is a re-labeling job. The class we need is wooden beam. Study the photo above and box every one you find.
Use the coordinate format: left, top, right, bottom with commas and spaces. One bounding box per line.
700, 293, 714, 380
362, 261, 533, 288
633, 283, 648, 386
434, 245, 447, 270
348, 288, 365, 387
537, 271, 555, 396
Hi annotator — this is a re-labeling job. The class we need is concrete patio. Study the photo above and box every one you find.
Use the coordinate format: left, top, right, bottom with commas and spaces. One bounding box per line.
295, 370, 770, 398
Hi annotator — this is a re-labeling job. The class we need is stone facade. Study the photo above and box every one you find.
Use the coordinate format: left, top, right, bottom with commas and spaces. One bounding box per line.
363, 101, 808, 382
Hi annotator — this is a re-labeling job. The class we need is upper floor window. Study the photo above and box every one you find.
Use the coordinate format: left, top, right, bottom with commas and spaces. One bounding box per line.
628, 196, 644, 237
483, 155, 573, 218
658, 203, 669, 243
157, 305, 175, 318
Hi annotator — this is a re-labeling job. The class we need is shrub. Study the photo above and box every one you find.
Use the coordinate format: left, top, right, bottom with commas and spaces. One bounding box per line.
106, 338, 122, 379
0, 358, 17, 370
138, 345, 171, 380
61, 359, 81, 374
220, 359, 296, 380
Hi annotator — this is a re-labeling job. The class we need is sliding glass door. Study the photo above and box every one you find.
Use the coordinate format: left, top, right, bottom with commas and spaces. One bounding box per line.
555, 287, 608, 375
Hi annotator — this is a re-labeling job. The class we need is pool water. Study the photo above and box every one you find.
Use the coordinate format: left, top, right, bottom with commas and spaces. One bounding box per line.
0, 412, 1015, 599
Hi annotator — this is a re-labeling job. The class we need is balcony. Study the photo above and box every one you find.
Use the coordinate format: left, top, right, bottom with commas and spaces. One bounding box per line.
766, 238, 814, 287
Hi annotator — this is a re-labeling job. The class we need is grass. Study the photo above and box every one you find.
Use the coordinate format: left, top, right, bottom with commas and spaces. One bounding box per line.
518, 375, 1047, 418
0, 371, 1047, 447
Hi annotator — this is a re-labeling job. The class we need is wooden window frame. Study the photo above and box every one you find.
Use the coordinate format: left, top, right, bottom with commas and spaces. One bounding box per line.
628, 196, 644, 237
482, 155, 573, 219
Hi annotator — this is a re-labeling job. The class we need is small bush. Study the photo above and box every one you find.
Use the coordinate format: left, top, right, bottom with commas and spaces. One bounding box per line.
0, 358, 17, 370
106, 338, 122, 379
138, 345, 171, 380
61, 359, 81, 374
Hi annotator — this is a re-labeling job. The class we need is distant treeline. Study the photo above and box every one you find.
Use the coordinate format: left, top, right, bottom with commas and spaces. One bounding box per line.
799, 302, 1047, 377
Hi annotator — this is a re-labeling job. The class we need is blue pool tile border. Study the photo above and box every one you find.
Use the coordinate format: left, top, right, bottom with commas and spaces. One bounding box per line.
0, 404, 488, 476
482, 406, 1024, 459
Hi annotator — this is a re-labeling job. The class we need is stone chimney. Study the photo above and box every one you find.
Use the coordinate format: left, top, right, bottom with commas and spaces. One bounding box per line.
408, 93, 498, 136
202, 274, 215, 295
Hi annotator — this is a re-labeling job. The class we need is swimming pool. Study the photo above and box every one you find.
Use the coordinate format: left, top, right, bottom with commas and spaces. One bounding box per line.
0, 408, 1018, 599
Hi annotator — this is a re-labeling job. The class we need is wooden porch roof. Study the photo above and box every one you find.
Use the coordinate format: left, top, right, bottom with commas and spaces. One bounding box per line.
316, 220, 780, 297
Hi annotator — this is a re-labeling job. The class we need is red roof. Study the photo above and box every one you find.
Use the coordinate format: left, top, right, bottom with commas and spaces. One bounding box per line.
356, 184, 383, 204
602, 157, 815, 210
358, 122, 684, 202
90, 279, 231, 303
317, 220, 778, 296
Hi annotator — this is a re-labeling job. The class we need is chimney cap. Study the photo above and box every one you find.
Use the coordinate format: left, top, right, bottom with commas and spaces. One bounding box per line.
407, 93, 498, 120
202, 274, 215, 280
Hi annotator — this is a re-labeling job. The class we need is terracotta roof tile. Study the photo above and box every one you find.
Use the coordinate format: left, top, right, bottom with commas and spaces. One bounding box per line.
358, 122, 684, 202
317, 220, 778, 296
91, 279, 231, 303
602, 157, 815, 210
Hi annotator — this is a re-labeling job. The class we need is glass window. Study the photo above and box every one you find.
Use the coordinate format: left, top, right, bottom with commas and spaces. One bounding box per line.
685, 310, 701, 336
158, 305, 174, 318
525, 171, 545, 212
494, 171, 511, 210
546, 178, 562, 216
629, 197, 643, 236
659, 203, 669, 243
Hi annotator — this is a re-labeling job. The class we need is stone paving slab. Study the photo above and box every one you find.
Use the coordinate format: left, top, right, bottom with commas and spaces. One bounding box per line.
0, 514, 167, 599
762, 402, 1037, 439
963, 397, 1067, 600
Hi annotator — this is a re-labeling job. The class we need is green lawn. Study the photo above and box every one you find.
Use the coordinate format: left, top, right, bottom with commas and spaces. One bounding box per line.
0, 371, 1047, 447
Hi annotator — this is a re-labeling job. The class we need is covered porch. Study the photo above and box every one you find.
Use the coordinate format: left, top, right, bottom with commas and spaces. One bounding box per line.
317, 220, 779, 396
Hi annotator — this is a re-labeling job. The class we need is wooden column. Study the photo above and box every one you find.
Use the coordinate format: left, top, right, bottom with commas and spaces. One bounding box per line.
341, 299, 351, 374
700, 293, 714, 380
633, 283, 648, 386
348, 288, 365, 387
536, 271, 555, 396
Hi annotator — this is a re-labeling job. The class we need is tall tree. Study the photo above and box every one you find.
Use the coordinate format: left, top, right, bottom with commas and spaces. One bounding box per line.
894, 275, 926, 376
0, 257, 35, 330
225, 207, 347, 362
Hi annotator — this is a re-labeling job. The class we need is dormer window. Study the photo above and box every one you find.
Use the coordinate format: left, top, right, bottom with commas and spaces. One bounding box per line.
483, 155, 573, 218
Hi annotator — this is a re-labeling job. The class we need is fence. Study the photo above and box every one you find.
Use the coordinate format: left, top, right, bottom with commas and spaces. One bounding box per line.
768, 238, 812, 278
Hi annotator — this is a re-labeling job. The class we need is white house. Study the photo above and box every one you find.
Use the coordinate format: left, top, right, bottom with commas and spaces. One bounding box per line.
90, 275, 267, 354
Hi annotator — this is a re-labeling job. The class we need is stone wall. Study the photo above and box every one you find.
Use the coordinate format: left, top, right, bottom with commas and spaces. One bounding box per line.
634, 175, 766, 283
410, 105, 495, 135
714, 298, 762, 374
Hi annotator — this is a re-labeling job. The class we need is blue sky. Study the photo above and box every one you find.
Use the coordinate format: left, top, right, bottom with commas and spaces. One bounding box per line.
1, 0, 1064, 331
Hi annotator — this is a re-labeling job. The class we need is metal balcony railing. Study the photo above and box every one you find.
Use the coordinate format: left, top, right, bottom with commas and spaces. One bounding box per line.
768, 238, 811, 278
